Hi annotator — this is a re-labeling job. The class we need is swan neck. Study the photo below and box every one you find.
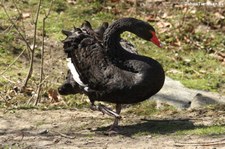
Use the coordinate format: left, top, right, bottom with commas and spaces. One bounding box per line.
103, 20, 136, 57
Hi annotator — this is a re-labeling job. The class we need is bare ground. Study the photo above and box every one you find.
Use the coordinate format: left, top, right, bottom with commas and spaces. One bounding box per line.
0, 108, 225, 149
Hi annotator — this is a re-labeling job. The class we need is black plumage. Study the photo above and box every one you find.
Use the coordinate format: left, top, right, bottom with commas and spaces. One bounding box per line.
59, 18, 165, 130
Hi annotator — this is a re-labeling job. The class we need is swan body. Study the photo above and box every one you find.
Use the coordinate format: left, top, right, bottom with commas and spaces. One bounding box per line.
60, 18, 165, 131
62, 18, 165, 104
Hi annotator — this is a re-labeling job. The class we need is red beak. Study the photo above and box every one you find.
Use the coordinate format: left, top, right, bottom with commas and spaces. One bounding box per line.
150, 31, 161, 48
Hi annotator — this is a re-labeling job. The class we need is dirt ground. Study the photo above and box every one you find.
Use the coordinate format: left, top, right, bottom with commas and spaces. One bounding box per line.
0, 108, 225, 149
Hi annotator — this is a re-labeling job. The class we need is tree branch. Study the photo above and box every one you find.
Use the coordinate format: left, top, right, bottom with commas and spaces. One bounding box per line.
22, 0, 42, 89
35, 0, 54, 105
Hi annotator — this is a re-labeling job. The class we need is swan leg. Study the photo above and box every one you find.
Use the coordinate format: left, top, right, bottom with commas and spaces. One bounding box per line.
108, 104, 122, 131
90, 102, 121, 119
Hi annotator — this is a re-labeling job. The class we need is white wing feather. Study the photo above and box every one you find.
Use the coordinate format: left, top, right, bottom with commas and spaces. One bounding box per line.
66, 58, 88, 87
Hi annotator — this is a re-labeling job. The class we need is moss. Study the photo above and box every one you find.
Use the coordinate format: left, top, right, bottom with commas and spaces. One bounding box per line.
125, 100, 177, 117
64, 94, 90, 108
176, 125, 225, 135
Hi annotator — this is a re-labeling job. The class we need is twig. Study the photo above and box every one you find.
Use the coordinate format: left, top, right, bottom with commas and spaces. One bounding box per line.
134, 0, 137, 14
35, 0, 53, 105
26, 95, 34, 105
1, 0, 32, 80
27, 76, 49, 105
51, 130, 76, 139
1, 75, 16, 84
176, 6, 189, 41
23, 0, 42, 89
1, 0, 32, 52
0, 48, 26, 76
13, 0, 27, 39
38, 76, 49, 87
0, 94, 4, 101
0, 24, 13, 34
175, 138, 225, 146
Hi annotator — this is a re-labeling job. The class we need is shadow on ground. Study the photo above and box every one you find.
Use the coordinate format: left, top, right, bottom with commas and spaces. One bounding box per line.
94, 118, 215, 137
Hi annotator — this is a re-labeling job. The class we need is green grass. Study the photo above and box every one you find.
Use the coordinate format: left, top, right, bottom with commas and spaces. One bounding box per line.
125, 100, 177, 116
124, 102, 225, 136
176, 125, 225, 135
122, 114, 225, 136
132, 123, 225, 136
126, 101, 158, 116
43, 1, 115, 40
0, 0, 224, 108
166, 50, 225, 92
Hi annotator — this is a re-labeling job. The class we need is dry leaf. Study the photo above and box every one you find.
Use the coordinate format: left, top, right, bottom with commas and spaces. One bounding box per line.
167, 69, 183, 74
156, 21, 172, 33
209, 52, 225, 62
67, 0, 76, 5
111, 0, 120, 2
214, 12, 225, 19
161, 13, 168, 19
22, 13, 30, 19
125, 0, 136, 5
111, 7, 120, 15
217, 52, 225, 58
145, 15, 159, 22
48, 88, 60, 103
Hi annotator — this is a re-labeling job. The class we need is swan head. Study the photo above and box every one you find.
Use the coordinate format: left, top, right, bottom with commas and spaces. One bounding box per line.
130, 19, 161, 48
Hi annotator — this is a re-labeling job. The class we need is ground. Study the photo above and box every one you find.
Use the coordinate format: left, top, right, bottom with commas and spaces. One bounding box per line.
1, 108, 225, 149
0, 1, 225, 148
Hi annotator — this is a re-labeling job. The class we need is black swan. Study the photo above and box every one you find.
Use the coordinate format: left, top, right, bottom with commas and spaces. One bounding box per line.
60, 18, 165, 130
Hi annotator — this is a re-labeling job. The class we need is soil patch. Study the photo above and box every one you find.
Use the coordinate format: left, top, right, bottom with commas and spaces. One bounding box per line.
0, 109, 225, 149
